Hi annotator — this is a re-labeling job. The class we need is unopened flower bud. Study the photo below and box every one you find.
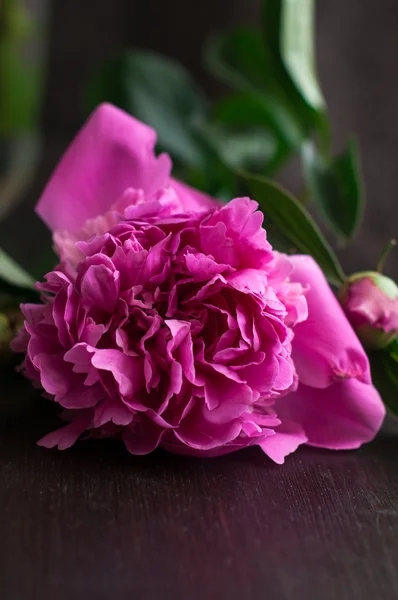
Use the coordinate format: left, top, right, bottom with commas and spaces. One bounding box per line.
339, 272, 398, 349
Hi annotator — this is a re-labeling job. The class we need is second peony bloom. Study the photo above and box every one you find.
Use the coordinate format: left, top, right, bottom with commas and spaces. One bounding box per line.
13, 104, 385, 463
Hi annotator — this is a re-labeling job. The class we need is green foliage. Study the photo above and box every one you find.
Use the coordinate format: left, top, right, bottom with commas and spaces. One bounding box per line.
86, 51, 208, 167
0, 248, 38, 307
87, 51, 237, 197
205, 0, 364, 242
302, 139, 364, 241
240, 171, 345, 286
204, 28, 307, 170
369, 340, 398, 418
279, 0, 325, 111
84, 0, 367, 268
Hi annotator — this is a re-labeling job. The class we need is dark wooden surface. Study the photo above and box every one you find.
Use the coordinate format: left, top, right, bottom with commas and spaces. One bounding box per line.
1, 370, 398, 600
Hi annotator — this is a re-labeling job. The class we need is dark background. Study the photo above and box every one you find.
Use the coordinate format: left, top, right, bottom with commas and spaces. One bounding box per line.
1, 0, 398, 279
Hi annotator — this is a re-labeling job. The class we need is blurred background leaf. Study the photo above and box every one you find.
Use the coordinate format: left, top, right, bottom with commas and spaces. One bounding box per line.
369, 341, 398, 418
84, 3, 367, 267
302, 138, 364, 242
86, 50, 236, 197
0, 247, 38, 307
86, 51, 208, 167
280, 0, 325, 111
241, 171, 345, 286
0, 247, 35, 288
204, 27, 306, 172
261, 0, 320, 131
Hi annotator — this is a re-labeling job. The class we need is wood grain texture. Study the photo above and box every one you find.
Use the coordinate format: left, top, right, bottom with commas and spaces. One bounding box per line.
1, 370, 398, 600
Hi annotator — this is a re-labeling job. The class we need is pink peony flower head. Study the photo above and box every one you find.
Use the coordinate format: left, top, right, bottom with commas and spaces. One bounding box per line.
339, 272, 398, 349
13, 103, 386, 462
14, 198, 311, 459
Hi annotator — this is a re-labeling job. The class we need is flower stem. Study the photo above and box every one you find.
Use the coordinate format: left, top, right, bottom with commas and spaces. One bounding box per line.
377, 239, 397, 273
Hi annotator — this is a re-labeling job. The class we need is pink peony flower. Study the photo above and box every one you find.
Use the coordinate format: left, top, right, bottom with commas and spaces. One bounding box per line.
339, 272, 398, 349
13, 104, 385, 462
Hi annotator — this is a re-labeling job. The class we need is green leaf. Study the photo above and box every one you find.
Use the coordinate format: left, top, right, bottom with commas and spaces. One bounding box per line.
368, 345, 398, 418
262, 2, 318, 126
219, 131, 275, 170
0, 247, 38, 303
280, 0, 325, 111
302, 139, 364, 241
240, 171, 345, 286
86, 50, 209, 168
203, 124, 275, 171
213, 92, 302, 154
262, 0, 331, 152
204, 28, 272, 92
0, 248, 35, 288
204, 29, 306, 153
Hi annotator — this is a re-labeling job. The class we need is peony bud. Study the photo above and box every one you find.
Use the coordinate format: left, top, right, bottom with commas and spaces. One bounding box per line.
338, 272, 398, 349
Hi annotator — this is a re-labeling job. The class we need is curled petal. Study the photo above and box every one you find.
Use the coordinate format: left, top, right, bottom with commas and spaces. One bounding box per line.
37, 413, 93, 450
260, 421, 308, 465
173, 400, 243, 451
91, 349, 145, 398
275, 379, 385, 450
36, 103, 171, 232
123, 413, 171, 455
290, 255, 370, 388
170, 178, 218, 213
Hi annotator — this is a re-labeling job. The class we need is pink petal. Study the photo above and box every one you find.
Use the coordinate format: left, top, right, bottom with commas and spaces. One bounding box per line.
170, 178, 218, 212
33, 352, 72, 397
204, 375, 253, 420
174, 401, 243, 451
36, 103, 171, 232
122, 415, 169, 455
260, 421, 308, 464
93, 398, 134, 428
290, 255, 370, 388
91, 349, 144, 398
80, 263, 120, 313
37, 413, 93, 450
275, 379, 385, 450
344, 277, 398, 333
57, 385, 105, 409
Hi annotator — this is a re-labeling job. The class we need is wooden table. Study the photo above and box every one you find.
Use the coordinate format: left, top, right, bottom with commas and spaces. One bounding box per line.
1, 369, 398, 600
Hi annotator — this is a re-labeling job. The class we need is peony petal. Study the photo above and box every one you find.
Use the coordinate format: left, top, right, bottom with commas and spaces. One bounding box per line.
174, 400, 243, 451
36, 103, 171, 232
200, 197, 273, 271
275, 379, 385, 450
204, 375, 253, 420
80, 263, 120, 313
57, 384, 105, 409
260, 421, 308, 464
93, 398, 134, 428
290, 255, 370, 388
91, 349, 145, 398
33, 352, 72, 397
343, 276, 398, 333
37, 413, 93, 450
122, 415, 169, 455
170, 178, 218, 212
